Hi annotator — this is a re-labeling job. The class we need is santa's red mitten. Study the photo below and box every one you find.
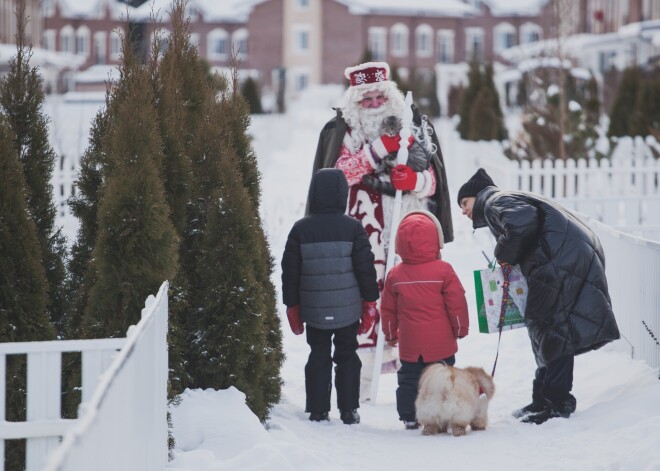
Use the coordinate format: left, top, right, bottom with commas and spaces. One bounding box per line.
391, 164, 418, 191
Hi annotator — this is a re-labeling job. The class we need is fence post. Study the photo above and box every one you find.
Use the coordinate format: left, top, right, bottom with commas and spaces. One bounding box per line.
26, 352, 61, 471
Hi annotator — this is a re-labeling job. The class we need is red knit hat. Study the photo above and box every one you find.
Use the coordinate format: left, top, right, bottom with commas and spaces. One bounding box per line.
344, 62, 390, 89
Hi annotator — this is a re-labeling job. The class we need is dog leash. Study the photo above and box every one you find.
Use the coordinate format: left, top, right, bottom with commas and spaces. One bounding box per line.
490, 264, 512, 378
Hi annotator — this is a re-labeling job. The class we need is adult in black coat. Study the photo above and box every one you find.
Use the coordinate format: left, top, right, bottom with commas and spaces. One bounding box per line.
457, 168, 620, 424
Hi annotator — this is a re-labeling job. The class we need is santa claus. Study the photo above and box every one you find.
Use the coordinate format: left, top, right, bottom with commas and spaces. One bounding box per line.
308, 61, 454, 397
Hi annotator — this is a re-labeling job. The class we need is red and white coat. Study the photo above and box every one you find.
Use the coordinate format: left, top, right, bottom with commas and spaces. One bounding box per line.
334, 134, 436, 347
381, 212, 469, 362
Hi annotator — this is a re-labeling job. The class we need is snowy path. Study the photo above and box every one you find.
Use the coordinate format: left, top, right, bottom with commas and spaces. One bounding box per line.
167, 87, 660, 471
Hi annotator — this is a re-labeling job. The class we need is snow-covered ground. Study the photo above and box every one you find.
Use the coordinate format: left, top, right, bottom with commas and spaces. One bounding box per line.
45, 86, 660, 471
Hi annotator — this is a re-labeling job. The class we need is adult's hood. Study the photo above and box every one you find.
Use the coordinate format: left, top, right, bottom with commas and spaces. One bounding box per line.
308, 168, 348, 214
395, 210, 444, 264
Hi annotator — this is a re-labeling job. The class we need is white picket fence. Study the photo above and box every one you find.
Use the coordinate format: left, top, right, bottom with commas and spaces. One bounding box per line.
0, 281, 169, 471
444, 132, 660, 240
585, 218, 660, 376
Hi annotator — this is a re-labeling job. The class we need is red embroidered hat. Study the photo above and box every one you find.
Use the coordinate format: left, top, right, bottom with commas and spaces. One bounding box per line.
344, 61, 390, 88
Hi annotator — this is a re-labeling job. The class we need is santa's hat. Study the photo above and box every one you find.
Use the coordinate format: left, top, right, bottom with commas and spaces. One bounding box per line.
344, 61, 391, 90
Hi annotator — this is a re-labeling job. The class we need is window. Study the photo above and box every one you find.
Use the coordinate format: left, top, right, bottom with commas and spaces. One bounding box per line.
42, 0, 55, 17
465, 27, 484, 62
598, 50, 616, 72
94, 31, 106, 64
437, 30, 454, 64
368, 27, 386, 61
75, 26, 90, 56
520, 22, 542, 45
232, 28, 248, 60
390, 23, 409, 57
208, 28, 229, 59
60, 25, 74, 54
110, 30, 122, 60
494, 22, 516, 54
296, 0, 310, 9
294, 26, 310, 53
415, 24, 433, 57
43, 29, 56, 51
190, 33, 200, 50
295, 71, 309, 91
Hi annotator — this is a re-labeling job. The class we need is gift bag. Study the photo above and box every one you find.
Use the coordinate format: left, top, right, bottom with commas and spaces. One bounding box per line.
474, 265, 528, 333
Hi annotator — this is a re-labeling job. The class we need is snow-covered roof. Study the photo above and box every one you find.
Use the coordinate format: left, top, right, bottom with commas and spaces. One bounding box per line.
73, 64, 119, 84
485, 0, 548, 16
129, 0, 265, 22
336, 0, 478, 17
57, 0, 112, 18
0, 43, 85, 69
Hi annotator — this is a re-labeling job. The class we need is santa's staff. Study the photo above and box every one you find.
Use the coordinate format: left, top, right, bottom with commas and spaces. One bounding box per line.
370, 91, 414, 404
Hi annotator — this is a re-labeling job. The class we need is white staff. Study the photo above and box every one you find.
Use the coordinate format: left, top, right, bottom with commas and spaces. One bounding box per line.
370, 91, 413, 404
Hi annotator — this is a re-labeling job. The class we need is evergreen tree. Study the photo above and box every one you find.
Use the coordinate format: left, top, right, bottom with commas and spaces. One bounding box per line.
584, 75, 601, 127
0, 118, 54, 343
608, 67, 642, 137
186, 94, 282, 421
0, 114, 55, 471
0, 4, 67, 335
629, 79, 660, 137
81, 32, 178, 338
151, 1, 211, 395
240, 77, 263, 114
509, 66, 604, 161
467, 63, 507, 141
457, 60, 482, 139
65, 108, 110, 338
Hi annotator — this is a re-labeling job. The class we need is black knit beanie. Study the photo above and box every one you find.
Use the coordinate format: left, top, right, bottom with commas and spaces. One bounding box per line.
457, 168, 495, 206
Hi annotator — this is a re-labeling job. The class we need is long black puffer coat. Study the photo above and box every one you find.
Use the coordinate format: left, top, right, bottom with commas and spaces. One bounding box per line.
472, 186, 620, 365
281, 169, 379, 329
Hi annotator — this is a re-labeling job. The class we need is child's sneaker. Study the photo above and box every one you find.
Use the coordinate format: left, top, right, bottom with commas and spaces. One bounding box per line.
403, 421, 420, 430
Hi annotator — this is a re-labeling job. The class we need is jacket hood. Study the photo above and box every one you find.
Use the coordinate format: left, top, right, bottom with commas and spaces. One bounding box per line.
308, 168, 349, 214
395, 210, 444, 263
471, 186, 498, 229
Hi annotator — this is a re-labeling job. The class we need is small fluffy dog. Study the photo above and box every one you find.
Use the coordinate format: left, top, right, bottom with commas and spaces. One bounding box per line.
415, 364, 495, 436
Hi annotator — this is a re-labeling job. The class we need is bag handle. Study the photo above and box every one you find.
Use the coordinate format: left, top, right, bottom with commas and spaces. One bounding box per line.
491, 264, 512, 378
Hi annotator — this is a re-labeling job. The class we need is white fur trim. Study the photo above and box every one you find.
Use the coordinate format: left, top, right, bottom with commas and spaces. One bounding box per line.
370, 137, 389, 159
413, 170, 434, 197
362, 144, 380, 169
344, 61, 390, 81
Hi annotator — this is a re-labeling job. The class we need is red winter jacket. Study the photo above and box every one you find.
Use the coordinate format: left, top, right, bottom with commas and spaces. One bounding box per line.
381, 211, 469, 363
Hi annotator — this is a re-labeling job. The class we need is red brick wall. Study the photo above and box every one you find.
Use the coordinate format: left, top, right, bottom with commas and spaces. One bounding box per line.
247, 0, 283, 88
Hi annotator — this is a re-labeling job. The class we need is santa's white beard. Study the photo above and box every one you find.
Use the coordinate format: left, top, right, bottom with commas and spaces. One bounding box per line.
342, 90, 406, 149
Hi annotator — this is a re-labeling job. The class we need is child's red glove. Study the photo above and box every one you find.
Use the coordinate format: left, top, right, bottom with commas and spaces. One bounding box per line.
358, 301, 378, 335
286, 305, 304, 335
391, 164, 417, 191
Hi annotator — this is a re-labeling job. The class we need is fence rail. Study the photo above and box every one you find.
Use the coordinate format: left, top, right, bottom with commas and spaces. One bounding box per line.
585, 219, 660, 376
43, 281, 169, 471
0, 339, 124, 471
0, 282, 169, 471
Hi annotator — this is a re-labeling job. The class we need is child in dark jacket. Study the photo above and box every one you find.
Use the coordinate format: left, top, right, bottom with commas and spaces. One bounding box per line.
281, 168, 380, 425
381, 210, 469, 429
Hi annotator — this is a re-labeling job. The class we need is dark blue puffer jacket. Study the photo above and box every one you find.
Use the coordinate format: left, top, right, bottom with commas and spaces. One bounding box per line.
281, 169, 379, 329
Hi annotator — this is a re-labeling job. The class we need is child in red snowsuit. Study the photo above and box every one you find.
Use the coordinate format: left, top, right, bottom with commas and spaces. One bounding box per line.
381, 210, 469, 429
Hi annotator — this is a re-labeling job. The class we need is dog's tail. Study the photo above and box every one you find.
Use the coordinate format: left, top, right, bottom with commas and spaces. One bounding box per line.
465, 367, 496, 400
